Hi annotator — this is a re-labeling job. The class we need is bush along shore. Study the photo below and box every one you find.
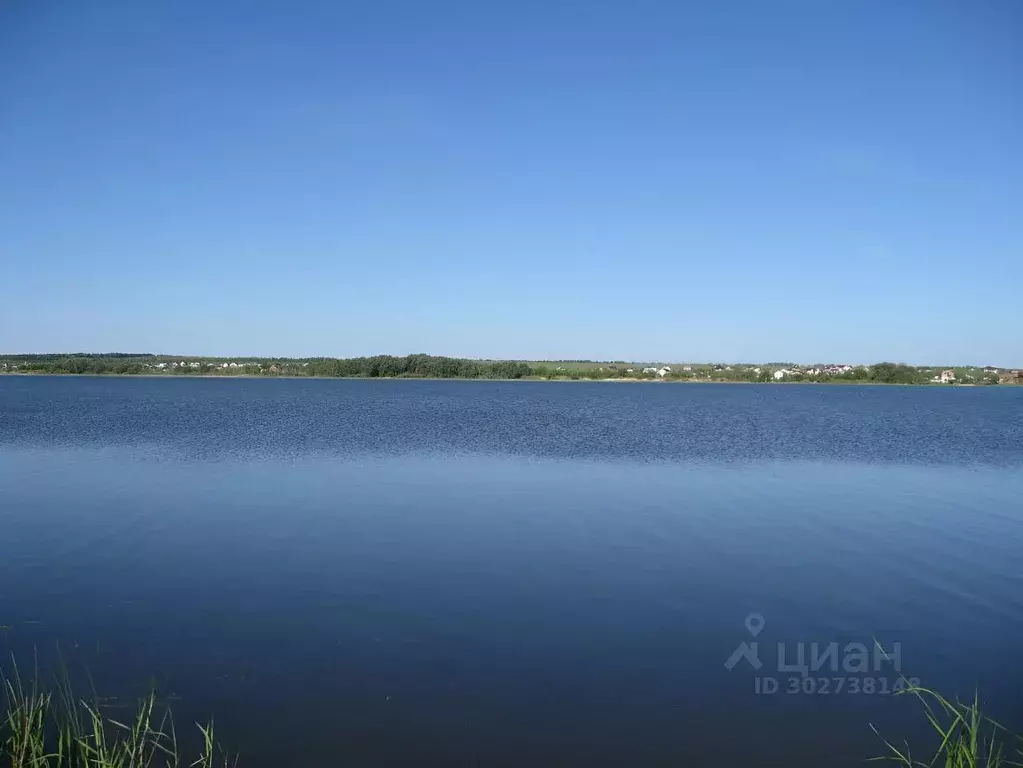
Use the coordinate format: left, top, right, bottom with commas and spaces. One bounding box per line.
2, 354, 1020, 385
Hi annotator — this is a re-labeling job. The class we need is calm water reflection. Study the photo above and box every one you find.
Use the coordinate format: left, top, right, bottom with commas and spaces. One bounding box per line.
2, 377, 1022, 766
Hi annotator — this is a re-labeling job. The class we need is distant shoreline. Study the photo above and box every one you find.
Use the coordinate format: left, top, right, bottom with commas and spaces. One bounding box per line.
3, 354, 1016, 386
0, 371, 982, 387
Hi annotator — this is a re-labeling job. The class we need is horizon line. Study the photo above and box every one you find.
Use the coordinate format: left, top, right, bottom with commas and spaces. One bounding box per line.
1, 352, 1017, 370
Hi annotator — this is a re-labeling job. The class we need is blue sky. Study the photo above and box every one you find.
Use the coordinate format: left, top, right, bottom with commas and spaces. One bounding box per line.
1, 0, 1020, 364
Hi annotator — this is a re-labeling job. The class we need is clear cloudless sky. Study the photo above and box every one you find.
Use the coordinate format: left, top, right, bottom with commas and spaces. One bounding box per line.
1, 0, 1020, 364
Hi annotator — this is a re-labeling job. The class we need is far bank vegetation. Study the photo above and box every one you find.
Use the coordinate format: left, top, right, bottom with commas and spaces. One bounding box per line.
1, 355, 1019, 385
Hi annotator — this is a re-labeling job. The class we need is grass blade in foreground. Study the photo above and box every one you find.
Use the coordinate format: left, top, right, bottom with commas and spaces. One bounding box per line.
872, 684, 1023, 768
1, 660, 237, 768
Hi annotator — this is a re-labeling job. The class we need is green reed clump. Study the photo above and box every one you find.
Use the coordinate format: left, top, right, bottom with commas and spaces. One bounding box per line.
1, 660, 235, 768
873, 684, 1023, 768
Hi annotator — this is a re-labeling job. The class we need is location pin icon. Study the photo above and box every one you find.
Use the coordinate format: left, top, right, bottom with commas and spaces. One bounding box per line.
745, 613, 765, 637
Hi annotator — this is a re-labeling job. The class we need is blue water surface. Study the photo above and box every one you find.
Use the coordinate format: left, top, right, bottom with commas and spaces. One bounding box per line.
1, 376, 1022, 766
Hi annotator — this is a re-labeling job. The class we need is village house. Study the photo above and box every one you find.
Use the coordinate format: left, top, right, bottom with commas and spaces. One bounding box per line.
823, 364, 853, 375
939, 370, 956, 384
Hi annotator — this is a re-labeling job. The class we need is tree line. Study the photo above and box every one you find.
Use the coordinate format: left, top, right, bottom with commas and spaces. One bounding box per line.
0, 354, 1002, 384
302, 355, 532, 379
0, 354, 533, 379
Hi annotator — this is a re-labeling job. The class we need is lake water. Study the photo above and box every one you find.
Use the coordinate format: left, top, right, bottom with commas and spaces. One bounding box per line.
1, 376, 1022, 766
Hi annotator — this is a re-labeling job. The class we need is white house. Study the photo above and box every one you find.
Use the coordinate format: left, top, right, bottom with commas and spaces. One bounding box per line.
940, 369, 956, 384
657, 367, 670, 378
773, 370, 788, 380
642, 367, 658, 374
